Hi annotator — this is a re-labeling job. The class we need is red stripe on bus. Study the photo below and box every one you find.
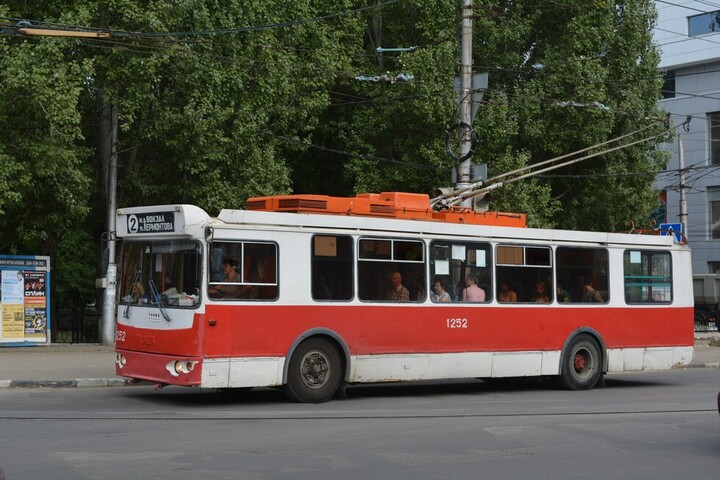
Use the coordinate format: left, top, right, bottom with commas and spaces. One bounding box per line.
115, 305, 694, 359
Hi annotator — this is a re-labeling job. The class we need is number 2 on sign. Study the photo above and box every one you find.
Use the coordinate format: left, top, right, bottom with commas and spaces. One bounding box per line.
446, 318, 468, 329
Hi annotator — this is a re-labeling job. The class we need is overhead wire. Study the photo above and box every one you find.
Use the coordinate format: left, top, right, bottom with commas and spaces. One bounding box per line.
432, 118, 675, 209
0, 0, 403, 39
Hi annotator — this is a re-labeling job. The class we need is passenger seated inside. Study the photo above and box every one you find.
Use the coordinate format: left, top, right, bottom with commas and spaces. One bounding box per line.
462, 273, 485, 302
431, 277, 451, 302
385, 271, 410, 302
581, 279, 604, 303
498, 280, 517, 303
208, 258, 241, 298
556, 283, 571, 303
122, 282, 145, 303
532, 281, 550, 303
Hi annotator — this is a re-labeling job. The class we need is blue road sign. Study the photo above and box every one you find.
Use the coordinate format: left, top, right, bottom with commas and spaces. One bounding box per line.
659, 223, 683, 242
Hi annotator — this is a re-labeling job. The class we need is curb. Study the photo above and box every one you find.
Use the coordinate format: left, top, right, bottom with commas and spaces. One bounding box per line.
0, 378, 128, 389
685, 363, 720, 369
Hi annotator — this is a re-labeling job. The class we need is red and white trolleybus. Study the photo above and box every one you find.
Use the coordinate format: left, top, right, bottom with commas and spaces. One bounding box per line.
114, 192, 694, 402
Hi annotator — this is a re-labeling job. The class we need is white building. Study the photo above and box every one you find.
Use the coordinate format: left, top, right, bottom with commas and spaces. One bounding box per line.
654, 1, 720, 274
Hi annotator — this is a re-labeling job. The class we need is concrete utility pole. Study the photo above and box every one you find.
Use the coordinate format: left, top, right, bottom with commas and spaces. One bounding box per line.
678, 133, 688, 239
456, 0, 474, 207
101, 104, 119, 346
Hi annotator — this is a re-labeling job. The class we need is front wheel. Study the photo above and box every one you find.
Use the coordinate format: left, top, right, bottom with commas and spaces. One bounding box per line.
558, 335, 602, 390
284, 338, 342, 403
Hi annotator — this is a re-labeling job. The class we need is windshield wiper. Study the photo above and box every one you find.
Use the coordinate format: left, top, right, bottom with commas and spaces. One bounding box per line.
148, 279, 171, 322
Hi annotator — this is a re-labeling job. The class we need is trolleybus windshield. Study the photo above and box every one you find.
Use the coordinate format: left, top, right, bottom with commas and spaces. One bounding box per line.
118, 240, 202, 308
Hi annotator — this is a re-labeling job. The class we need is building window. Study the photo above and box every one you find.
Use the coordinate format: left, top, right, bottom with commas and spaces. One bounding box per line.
710, 113, 720, 165
708, 261, 720, 274
688, 11, 720, 36
710, 187, 720, 240
661, 70, 675, 99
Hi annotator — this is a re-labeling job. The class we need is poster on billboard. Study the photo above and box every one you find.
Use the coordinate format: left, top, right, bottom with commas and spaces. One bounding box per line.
0, 255, 51, 345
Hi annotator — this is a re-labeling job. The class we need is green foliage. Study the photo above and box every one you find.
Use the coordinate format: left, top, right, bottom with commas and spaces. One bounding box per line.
54, 229, 97, 307
0, 24, 94, 254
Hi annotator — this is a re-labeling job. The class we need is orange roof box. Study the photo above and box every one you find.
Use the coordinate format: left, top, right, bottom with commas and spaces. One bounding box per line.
246, 192, 526, 228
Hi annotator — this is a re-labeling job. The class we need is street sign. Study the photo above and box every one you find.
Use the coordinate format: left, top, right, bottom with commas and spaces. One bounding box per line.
659, 223, 683, 243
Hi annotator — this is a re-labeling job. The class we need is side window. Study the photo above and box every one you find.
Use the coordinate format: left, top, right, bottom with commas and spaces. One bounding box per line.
208, 241, 278, 301
624, 250, 672, 304
358, 238, 425, 302
311, 235, 353, 301
430, 241, 492, 303
496, 245, 552, 303
555, 247, 609, 304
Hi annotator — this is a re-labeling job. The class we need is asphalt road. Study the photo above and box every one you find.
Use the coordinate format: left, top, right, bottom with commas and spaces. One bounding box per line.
1, 369, 718, 480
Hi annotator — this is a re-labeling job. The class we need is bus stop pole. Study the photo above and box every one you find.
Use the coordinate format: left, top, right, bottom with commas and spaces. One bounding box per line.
101, 104, 119, 346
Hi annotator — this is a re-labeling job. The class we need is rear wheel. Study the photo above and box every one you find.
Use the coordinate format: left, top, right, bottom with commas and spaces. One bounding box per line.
558, 335, 602, 390
284, 338, 342, 403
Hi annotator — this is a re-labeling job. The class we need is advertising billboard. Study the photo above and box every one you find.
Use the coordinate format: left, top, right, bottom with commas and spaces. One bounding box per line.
0, 255, 51, 345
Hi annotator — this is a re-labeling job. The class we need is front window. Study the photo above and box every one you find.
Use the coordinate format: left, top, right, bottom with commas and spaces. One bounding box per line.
119, 240, 202, 308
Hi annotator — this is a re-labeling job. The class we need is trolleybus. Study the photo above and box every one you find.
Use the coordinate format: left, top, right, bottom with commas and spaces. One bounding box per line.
114, 192, 694, 402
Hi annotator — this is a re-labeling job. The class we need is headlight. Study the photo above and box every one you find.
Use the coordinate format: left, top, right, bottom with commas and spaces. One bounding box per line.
115, 354, 127, 368
165, 359, 198, 377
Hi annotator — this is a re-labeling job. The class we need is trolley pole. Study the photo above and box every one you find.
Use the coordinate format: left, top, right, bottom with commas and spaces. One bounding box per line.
101, 104, 119, 346
456, 0, 474, 208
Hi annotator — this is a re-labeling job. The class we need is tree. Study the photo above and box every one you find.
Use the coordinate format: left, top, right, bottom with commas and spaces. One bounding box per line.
471, 0, 668, 230
0, 4, 96, 313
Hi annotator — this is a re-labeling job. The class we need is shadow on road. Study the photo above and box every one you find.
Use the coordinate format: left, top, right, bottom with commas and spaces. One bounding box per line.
115, 373, 671, 406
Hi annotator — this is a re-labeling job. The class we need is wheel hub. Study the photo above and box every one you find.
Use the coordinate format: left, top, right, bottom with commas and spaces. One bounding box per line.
300, 351, 329, 389
574, 352, 587, 372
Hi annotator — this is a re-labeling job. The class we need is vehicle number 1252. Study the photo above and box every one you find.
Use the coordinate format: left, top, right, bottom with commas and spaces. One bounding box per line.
446, 318, 468, 329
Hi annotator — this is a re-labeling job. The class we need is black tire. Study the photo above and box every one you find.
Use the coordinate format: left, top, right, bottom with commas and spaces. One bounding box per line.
284, 338, 343, 403
558, 335, 602, 390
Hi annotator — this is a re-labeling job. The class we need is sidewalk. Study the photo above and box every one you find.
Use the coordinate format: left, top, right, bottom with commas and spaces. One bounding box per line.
0, 344, 125, 389
1, 334, 718, 389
